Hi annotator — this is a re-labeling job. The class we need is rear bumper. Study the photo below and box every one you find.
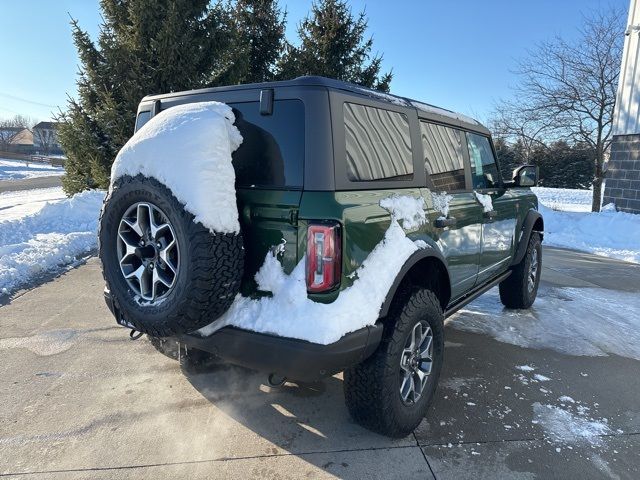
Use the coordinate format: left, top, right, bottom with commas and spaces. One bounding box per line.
104, 287, 383, 382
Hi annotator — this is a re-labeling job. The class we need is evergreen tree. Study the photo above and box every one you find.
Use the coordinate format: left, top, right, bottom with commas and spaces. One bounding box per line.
278, 0, 392, 92
58, 0, 235, 194
221, 0, 287, 84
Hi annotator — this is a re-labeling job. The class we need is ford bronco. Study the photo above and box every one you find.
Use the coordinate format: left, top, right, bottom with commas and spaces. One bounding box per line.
100, 76, 543, 437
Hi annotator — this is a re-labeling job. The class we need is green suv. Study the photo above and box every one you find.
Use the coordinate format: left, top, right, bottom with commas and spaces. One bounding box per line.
101, 76, 543, 437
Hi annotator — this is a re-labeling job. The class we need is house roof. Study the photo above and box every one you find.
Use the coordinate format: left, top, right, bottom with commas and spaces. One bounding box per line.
33, 121, 59, 130
0, 127, 33, 145
11, 128, 33, 145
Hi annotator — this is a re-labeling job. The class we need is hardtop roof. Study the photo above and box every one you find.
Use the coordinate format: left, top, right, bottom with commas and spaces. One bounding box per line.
142, 76, 488, 134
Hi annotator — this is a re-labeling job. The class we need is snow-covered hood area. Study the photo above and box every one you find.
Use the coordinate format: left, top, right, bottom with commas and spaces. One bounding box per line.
199, 194, 429, 345
110, 101, 243, 234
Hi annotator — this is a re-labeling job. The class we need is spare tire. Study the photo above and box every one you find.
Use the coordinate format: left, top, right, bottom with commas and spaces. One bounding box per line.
98, 174, 244, 337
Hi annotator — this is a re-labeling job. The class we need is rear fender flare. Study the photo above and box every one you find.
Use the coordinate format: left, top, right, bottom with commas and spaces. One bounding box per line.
378, 247, 450, 318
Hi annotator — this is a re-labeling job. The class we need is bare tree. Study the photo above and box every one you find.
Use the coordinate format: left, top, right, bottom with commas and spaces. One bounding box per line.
0, 115, 34, 151
493, 8, 624, 212
490, 101, 551, 163
32, 127, 56, 156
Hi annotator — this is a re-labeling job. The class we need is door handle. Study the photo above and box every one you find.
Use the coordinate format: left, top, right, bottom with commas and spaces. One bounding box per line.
434, 216, 457, 228
483, 210, 497, 219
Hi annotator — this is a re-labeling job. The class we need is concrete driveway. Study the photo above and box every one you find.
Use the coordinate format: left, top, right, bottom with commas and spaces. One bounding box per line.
1, 248, 638, 479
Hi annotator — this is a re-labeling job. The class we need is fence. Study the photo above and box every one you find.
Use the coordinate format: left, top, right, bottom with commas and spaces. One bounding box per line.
0, 151, 66, 167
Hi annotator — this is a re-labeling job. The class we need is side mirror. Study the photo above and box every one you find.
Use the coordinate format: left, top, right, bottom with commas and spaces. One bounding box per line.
513, 165, 538, 187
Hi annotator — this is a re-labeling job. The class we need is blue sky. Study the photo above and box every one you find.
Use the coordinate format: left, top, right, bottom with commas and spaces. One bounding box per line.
0, 0, 628, 122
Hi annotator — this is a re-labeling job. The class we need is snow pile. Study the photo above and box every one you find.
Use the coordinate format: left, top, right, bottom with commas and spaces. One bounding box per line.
533, 403, 610, 446
0, 190, 104, 294
430, 191, 453, 218
198, 195, 427, 344
111, 102, 243, 234
532, 187, 591, 213
473, 191, 493, 212
539, 203, 640, 263
0, 187, 67, 222
450, 286, 640, 361
531, 187, 640, 263
379, 194, 425, 229
0, 158, 64, 181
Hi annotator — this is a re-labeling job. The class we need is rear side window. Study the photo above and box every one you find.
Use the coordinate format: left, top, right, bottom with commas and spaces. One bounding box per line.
420, 121, 466, 191
344, 103, 413, 182
467, 133, 500, 189
230, 100, 304, 188
135, 111, 151, 131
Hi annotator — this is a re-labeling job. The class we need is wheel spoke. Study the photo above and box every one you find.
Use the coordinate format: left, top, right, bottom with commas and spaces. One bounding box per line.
419, 359, 433, 375
419, 336, 433, 359
149, 206, 170, 239
118, 232, 138, 263
122, 217, 143, 237
138, 204, 153, 236
400, 371, 414, 402
158, 239, 177, 274
153, 267, 173, 289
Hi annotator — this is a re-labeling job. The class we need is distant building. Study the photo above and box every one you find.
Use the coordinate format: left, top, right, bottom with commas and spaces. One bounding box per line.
604, 0, 640, 213
0, 127, 33, 154
32, 121, 63, 155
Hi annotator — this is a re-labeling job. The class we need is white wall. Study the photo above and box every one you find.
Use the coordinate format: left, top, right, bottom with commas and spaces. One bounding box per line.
614, 0, 640, 135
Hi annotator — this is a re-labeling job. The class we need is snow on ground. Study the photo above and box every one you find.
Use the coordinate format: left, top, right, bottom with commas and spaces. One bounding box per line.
199, 195, 427, 344
0, 190, 104, 295
0, 187, 67, 221
533, 402, 611, 447
0, 158, 64, 181
532, 187, 640, 263
449, 286, 640, 361
111, 101, 242, 234
532, 187, 592, 213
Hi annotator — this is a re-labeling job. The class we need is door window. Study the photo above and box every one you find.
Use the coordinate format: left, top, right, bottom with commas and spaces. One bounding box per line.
420, 121, 466, 191
467, 133, 501, 189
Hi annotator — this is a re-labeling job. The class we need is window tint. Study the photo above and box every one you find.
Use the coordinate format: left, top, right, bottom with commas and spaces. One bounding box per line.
135, 111, 151, 131
230, 100, 304, 188
467, 133, 500, 189
344, 103, 413, 182
420, 121, 466, 191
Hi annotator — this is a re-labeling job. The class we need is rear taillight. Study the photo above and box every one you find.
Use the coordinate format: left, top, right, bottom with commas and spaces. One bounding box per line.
306, 222, 341, 293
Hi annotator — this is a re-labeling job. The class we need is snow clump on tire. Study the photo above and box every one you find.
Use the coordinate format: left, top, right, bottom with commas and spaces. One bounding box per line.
99, 102, 245, 337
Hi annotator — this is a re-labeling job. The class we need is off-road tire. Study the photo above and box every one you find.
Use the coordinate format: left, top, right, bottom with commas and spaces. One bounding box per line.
499, 232, 541, 309
99, 175, 244, 337
343, 289, 444, 438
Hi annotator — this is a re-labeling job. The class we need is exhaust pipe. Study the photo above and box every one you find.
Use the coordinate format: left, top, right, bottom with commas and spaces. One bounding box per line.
267, 373, 287, 387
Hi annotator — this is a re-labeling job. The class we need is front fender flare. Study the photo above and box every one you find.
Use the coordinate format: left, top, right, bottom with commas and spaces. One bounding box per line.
512, 209, 544, 266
